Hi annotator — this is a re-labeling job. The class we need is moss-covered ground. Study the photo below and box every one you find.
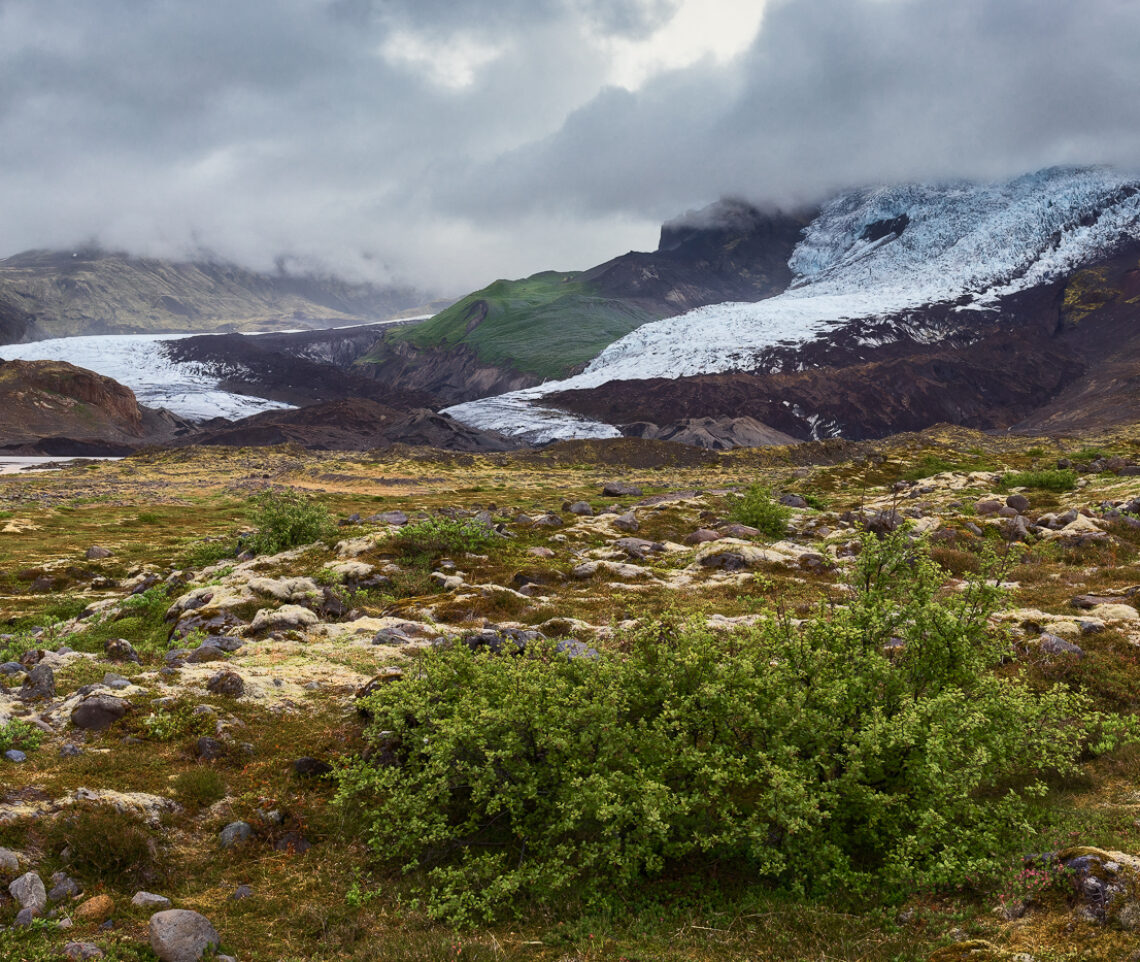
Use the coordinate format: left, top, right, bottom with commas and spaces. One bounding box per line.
1, 426, 1140, 960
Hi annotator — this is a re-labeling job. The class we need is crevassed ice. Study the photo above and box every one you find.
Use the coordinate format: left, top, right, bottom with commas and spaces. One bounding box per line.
0, 333, 293, 421
446, 166, 1140, 439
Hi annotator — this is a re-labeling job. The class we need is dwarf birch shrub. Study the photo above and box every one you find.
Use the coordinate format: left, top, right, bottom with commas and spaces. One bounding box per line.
337, 530, 1132, 923
247, 489, 335, 555
728, 482, 792, 537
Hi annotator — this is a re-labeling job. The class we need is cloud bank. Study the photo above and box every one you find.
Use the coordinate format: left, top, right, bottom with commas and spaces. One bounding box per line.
1, 0, 1138, 292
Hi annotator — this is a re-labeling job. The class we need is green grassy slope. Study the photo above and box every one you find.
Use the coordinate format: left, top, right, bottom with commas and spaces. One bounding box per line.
370, 271, 660, 380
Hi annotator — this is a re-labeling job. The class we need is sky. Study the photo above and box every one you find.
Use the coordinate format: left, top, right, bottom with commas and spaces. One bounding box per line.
2, 0, 1140, 295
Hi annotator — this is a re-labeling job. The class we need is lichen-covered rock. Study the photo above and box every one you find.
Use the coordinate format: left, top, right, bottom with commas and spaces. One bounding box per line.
206, 670, 245, 698
74, 893, 114, 921
248, 604, 318, 633
247, 576, 320, 603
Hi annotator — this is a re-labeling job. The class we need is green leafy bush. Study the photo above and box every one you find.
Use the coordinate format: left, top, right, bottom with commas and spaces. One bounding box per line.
998, 469, 1078, 492
0, 718, 44, 754
247, 490, 336, 555
391, 517, 497, 566
727, 483, 792, 538
337, 531, 1130, 924
139, 701, 215, 742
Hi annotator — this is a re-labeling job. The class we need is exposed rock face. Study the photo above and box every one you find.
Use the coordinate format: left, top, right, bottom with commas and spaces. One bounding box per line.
622, 417, 797, 450
356, 339, 539, 407
0, 360, 192, 454
163, 332, 439, 409
178, 398, 520, 452
545, 306, 1082, 443
354, 202, 812, 404
586, 199, 811, 314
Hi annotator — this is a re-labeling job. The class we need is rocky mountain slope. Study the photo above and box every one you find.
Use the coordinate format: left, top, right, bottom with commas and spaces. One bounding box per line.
445, 166, 1140, 443
355, 201, 811, 401
0, 249, 440, 344
0, 360, 193, 455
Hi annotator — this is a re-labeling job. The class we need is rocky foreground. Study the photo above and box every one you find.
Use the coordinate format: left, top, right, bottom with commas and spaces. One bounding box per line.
1, 432, 1140, 960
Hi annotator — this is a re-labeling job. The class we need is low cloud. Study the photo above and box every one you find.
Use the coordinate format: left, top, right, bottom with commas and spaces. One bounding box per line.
1, 0, 1138, 293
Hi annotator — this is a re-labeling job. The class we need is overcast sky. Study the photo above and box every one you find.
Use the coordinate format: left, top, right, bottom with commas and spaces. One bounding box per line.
2, 0, 1139, 294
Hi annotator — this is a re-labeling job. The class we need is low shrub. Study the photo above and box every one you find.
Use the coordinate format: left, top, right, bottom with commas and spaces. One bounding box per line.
391, 517, 497, 566
338, 531, 1132, 923
727, 483, 792, 538
0, 718, 44, 754
138, 701, 215, 742
45, 805, 165, 886
173, 768, 227, 808
247, 490, 336, 555
998, 469, 1078, 492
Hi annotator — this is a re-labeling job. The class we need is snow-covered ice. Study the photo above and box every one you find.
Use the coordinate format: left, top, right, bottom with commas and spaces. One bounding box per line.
447, 166, 1140, 439
0, 333, 293, 421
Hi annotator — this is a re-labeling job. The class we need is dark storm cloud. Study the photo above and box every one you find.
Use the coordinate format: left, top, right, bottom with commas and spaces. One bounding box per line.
0, 0, 1138, 292
449, 0, 1140, 222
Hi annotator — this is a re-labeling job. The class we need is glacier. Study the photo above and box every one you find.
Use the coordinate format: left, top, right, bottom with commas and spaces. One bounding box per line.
0, 333, 294, 421
445, 166, 1140, 442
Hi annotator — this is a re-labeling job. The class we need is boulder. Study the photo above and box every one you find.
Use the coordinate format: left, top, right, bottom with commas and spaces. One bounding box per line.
85, 546, 113, 560
74, 894, 114, 922
206, 671, 245, 698
248, 604, 319, 634
64, 943, 105, 960
0, 846, 20, 876
1039, 633, 1084, 658
612, 511, 639, 533
218, 821, 253, 848
132, 891, 173, 910
602, 482, 642, 497
149, 909, 220, 962
17, 663, 54, 701
71, 694, 129, 730
1006, 493, 1031, 513
9, 871, 46, 916
104, 638, 140, 663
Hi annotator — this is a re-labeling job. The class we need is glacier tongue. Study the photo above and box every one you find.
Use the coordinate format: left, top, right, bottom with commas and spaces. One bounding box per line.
0, 334, 294, 421
446, 166, 1140, 440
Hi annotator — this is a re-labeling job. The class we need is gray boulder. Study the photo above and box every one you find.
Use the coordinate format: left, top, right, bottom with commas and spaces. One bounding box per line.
206, 671, 245, 698
71, 694, 129, 730
132, 891, 173, 910
0, 846, 19, 876
9, 870, 46, 916
149, 909, 220, 962
64, 943, 105, 960
219, 821, 253, 848
602, 482, 642, 497
1039, 633, 1084, 658
18, 663, 54, 701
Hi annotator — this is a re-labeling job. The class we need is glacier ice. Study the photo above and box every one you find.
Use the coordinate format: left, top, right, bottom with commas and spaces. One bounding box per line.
446, 166, 1140, 439
0, 333, 294, 421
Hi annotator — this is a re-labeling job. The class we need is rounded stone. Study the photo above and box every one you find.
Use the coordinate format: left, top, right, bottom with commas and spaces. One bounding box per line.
218, 821, 253, 848
74, 893, 114, 922
148, 909, 220, 962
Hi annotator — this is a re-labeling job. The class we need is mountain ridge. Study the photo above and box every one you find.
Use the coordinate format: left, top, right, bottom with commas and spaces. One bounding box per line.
0, 248, 445, 344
